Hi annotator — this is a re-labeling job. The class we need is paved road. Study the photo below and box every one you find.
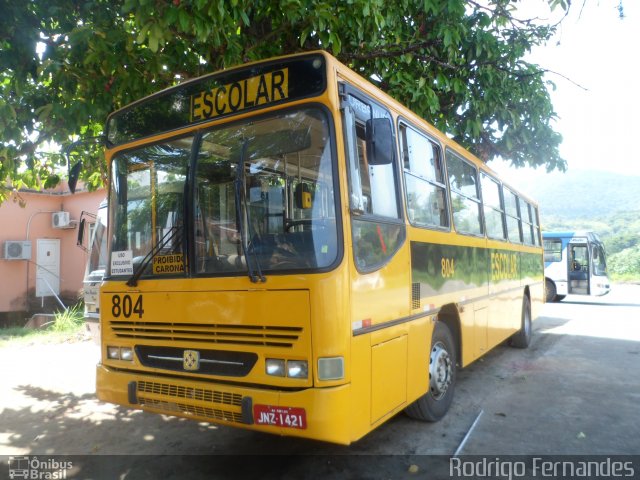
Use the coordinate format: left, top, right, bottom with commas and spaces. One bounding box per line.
1, 284, 639, 478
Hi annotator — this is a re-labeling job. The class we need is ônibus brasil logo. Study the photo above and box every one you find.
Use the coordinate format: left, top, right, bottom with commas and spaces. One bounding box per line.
8, 456, 72, 479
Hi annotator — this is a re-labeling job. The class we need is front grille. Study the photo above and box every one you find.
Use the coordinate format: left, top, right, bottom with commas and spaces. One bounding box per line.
137, 380, 242, 405
136, 345, 257, 376
140, 398, 243, 423
136, 380, 243, 423
110, 321, 302, 348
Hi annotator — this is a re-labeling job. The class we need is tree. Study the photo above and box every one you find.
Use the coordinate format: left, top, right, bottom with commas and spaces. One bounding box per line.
1, 0, 570, 204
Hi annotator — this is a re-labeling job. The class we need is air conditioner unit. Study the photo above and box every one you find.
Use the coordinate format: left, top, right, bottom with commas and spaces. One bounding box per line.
52, 211, 72, 228
4, 241, 32, 260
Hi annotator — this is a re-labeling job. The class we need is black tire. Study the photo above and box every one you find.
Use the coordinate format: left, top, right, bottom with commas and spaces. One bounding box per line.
405, 322, 456, 422
555, 295, 566, 302
545, 279, 557, 303
510, 295, 532, 349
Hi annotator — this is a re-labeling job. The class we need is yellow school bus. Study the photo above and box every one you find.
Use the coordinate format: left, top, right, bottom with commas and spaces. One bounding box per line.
96, 51, 544, 444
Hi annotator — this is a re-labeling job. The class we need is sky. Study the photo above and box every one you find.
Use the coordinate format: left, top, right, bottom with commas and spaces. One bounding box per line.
489, 0, 640, 186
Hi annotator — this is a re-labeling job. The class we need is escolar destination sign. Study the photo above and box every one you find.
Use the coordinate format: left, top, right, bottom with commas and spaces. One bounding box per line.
190, 68, 289, 122
107, 54, 326, 146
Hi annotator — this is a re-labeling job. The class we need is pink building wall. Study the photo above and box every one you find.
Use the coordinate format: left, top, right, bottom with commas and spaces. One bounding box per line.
0, 183, 106, 317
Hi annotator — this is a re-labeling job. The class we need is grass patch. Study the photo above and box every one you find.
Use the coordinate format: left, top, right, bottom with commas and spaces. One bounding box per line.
0, 304, 87, 346
50, 304, 84, 332
610, 274, 640, 284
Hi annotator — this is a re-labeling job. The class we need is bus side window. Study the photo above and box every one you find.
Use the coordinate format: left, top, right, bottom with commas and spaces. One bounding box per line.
532, 205, 541, 246
480, 173, 506, 240
342, 88, 405, 272
446, 151, 483, 236
543, 239, 562, 262
593, 245, 607, 275
400, 123, 449, 229
504, 188, 522, 243
520, 199, 536, 245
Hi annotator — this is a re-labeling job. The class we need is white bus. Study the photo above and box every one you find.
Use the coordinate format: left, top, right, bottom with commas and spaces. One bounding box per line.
543, 231, 611, 302
77, 199, 108, 341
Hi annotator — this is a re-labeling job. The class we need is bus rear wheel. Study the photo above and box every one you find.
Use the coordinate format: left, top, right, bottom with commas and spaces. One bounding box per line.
509, 295, 532, 349
405, 322, 456, 422
545, 279, 557, 303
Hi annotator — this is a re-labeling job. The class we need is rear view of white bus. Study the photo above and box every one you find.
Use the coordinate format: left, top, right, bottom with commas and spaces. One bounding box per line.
543, 231, 611, 302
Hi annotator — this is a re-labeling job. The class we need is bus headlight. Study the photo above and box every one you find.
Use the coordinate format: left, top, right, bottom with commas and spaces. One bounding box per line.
107, 346, 134, 361
287, 360, 308, 379
266, 358, 286, 377
120, 347, 134, 361
318, 356, 344, 380
266, 359, 308, 378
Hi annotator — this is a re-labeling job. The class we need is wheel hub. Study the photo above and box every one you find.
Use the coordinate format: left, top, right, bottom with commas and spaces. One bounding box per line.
429, 342, 452, 400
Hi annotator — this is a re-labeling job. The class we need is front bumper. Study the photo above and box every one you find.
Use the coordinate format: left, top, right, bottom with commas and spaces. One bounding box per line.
96, 364, 353, 444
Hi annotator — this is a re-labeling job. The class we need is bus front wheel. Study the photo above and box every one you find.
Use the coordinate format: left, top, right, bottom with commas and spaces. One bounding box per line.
405, 322, 456, 422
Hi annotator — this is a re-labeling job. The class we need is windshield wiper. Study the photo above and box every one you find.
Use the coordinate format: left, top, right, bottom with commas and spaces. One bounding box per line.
126, 226, 182, 287
234, 141, 265, 283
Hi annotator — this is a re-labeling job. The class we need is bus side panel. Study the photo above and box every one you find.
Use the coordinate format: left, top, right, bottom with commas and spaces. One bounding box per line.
349, 332, 373, 442
348, 242, 412, 431
487, 247, 522, 348
309, 266, 351, 386
370, 335, 408, 423
405, 316, 432, 407
523, 251, 545, 320
410, 240, 490, 366
545, 255, 568, 295
530, 281, 544, 320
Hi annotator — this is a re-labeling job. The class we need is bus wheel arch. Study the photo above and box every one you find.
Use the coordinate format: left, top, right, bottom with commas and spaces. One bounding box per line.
405, 309, 458, 422
437, 304, 462, 366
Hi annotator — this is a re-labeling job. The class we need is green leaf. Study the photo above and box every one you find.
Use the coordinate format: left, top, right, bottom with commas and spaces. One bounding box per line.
136, 24, 149, 44
149, 32, 159, 53
178, 9, 190, 32
240, 10, 250, 27
0, 0, 566, 205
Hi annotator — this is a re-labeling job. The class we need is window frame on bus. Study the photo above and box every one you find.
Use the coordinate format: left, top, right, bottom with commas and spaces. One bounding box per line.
397, 118, 450, 232
503, 186, 523, 244
543, 238, 563, 262
532, 204, 542, 246
107, 132, 194, 280
445, 149, 484, 238
479, 171, 507, 242
340, 82, 406, 273
520, 199, 538, 246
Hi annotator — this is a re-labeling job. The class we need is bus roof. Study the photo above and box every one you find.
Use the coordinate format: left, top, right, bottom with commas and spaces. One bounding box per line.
542, 231, 603, 243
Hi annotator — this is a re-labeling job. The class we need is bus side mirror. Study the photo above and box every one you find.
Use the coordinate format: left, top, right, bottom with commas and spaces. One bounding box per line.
65, 136, 106, 194
68, 161, 82, 194
77, 218, 86, 247
366, 118, 394, 166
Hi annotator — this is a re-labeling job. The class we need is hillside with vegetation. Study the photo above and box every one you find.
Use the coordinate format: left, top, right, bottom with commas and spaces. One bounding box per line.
529, 170, 640, 281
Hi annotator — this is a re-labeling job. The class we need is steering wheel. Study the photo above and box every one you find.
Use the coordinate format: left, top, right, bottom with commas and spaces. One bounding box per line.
285, 218, 313, 232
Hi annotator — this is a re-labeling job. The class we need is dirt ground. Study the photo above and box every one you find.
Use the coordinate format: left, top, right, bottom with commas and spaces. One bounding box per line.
1, 285, 639, 478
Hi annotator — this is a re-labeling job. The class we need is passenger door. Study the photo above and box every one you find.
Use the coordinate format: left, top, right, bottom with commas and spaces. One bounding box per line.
568, 242, 589, 295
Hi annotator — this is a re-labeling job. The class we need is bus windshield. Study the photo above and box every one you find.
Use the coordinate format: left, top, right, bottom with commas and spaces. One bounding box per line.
109, 107, 338, 279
